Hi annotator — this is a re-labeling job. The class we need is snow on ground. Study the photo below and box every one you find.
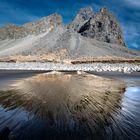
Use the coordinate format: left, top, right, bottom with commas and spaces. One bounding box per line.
0, 62, 139, 73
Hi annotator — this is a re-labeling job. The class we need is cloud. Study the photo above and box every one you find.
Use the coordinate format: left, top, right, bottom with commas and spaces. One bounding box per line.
125, 0, 140, 8
132, 43, 139, 49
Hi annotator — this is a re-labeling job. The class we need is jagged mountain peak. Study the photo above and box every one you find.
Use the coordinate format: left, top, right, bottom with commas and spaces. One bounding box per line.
69, 6, 125, 46
23, 13, 62, 27
77, 6, 93, 19
67, 6, 94, 31
100, 7, 109, 13
0, 6, 138, 60
0, 6, 125, 46
0, 13, 62, 40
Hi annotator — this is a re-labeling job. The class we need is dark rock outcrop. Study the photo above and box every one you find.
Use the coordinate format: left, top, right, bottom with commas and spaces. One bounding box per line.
67, 7, 94, 31
69, 7, 125, 46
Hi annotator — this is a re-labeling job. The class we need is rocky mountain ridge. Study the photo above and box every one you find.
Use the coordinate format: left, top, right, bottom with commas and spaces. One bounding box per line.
0, 13, 62, 40
68, 7, 125, 46
67, 7, 94, 31
0, 7, 139, 61
0, 7, 124, 46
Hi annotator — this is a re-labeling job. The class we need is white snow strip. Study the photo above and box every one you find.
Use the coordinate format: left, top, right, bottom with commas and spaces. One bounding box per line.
0, 62, 139, 73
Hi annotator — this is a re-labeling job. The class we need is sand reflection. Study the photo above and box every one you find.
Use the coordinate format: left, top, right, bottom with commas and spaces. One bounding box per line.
0, 72, 125, 140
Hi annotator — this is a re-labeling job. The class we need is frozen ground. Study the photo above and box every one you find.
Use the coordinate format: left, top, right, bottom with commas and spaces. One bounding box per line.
0, 62, 139, 73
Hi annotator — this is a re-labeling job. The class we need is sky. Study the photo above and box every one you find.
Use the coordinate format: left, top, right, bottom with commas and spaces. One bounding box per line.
0, 0, 140, 50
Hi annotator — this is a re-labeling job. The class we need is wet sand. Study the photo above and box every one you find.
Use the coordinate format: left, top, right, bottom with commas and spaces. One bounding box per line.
0, 71, 140, 140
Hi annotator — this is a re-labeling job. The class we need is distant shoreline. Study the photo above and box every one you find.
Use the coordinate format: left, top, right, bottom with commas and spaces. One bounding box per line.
0, 62, 139, 73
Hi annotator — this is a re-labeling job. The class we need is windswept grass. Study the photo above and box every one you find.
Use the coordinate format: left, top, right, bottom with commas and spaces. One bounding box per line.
0, 55, 139, 64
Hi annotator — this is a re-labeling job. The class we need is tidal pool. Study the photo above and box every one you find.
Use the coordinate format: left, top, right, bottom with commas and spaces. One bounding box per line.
0, 71, 140, 140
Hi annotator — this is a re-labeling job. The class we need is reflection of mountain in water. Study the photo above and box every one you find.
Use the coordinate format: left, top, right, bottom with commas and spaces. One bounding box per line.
0, 72, 127, 140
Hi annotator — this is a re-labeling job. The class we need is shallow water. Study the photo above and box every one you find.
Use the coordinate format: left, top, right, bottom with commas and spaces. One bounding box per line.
0, 71, 140, 140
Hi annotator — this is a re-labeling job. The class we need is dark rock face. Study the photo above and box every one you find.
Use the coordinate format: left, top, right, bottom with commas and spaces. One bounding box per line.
67, 7, 94, 31
0, 13, 62, 40
69, 7, 125, 46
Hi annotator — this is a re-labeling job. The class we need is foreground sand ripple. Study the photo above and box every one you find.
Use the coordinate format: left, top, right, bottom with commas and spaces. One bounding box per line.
0, 72, 127, 139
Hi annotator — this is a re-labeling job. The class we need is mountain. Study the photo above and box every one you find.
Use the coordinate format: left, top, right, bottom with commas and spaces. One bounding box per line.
68, 7, 125, 46
67, 7, 94, 31
0, 7, 139, 62
0, 13, 62, 40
